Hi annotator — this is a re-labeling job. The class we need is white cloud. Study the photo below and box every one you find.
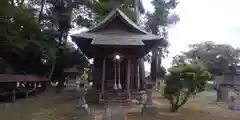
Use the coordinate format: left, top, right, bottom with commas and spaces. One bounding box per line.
143, 0, 240, 69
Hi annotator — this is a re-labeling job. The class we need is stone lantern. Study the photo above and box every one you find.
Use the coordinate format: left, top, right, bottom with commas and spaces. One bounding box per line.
73, 77, 90, 116
141, 80, 158, 116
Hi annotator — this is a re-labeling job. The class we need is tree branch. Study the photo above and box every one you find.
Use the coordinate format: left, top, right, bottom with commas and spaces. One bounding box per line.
9, 0, 15, 6
38, 0, 45, 23
179, 91, 191, 107
19, 0, 25, 5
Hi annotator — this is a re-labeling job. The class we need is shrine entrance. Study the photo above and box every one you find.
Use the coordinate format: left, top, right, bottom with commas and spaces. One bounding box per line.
100, 54, 131, 101
105, 54, 126, 91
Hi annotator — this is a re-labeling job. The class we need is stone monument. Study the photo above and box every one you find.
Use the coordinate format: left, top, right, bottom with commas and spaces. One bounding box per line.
102, 102, 125, 120
141, 81, 158, 116
73, 77, 90, 116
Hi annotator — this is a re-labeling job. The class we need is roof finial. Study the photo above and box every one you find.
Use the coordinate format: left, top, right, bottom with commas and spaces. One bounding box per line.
115, 2, 124, 10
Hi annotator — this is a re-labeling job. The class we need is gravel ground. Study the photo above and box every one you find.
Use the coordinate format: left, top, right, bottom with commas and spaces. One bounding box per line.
1, 90, 240, 120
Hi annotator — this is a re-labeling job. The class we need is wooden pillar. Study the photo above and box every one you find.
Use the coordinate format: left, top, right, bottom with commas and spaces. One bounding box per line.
94, 58, 101, 90
130, 60, 134, 90
118, 60, 122, 89
25, 83, 28, 99
92, 60, 97, 89
138, 59, 145, 90
130, 59, 138, 90
137, 64, 140, 90
134, 60, 138, 90
101, 58, 106, 93
125, 59, 131, 92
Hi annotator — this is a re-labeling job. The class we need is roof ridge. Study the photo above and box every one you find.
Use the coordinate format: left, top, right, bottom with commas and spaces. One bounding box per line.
87, 8, 147, 34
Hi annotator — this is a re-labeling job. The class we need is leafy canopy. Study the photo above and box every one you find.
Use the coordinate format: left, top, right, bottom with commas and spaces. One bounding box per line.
174, 41, 240, 75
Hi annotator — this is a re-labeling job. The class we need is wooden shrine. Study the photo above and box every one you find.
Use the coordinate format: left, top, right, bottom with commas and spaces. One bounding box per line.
71, 9, 163, 103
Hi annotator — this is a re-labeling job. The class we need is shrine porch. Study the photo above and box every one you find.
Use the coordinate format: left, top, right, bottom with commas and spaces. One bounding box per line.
88, 55, 146, 103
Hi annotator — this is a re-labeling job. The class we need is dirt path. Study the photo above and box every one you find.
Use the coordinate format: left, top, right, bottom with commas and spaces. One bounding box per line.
0, 92, 75, 120
1, 91, 240, 120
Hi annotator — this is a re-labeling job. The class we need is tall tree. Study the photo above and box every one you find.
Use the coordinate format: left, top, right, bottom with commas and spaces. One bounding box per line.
0, 0, 88, 83
182, 41, 240, 75
144, 0, 180, 82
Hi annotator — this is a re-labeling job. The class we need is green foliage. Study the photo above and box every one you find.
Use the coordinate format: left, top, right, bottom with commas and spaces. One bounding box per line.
0, 0, 88, 78
77, 0, 137, 27
164, 62, 212, 112
0, 1, 53, 74
177, 41, 240, 75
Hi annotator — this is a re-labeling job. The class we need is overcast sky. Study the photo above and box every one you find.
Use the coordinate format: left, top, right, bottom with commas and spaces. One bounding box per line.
142, 0, 240, 71
70, 0, 240, 72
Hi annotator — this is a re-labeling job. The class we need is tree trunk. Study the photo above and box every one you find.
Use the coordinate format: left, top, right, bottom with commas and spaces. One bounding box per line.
56, 69, 65, 94
170, 91, 191, 112
151, 49, 157, 82
38, 0, 45, 23
48, 61, 56, 83
170, 105, 180, 112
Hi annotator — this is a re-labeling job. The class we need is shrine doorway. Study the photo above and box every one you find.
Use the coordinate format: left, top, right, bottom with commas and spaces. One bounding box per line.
104, 54, 127, 91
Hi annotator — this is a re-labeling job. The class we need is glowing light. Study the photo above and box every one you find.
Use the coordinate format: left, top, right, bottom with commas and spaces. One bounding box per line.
115, 55, 120, 60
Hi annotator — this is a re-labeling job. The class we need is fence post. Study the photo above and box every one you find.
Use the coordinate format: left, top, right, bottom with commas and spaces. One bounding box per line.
12, 88, 15, 103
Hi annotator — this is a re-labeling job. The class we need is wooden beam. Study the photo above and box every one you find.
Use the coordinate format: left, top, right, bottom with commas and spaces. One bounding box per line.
101, 58, 106, 93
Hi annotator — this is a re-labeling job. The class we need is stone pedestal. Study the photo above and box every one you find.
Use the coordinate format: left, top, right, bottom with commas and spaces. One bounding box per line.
229, 101, 240, 111
141, 82, 158, 116
102, 103, 125, 120
217, 86, 231, 102
141, 104, 158, 116
73, 87, 90, 116
86, 89, 100, 104
145, 90, 153, 105
74, 103, 90, 116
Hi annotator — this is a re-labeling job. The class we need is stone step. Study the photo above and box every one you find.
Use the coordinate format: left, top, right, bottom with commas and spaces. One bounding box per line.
99, 99, 131, 104
102, 95, 129, 100
100, 91, 130, 102
125, 91, 145, 101
102, 94, 129, 99
103, 92, 128, 97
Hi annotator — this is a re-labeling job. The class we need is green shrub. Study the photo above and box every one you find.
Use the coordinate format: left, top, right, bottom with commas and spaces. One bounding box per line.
164, 63, 212, 112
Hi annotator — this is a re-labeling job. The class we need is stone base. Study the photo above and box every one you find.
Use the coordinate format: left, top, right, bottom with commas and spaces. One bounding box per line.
141, 104, 158, 116
73, 104, 90, 116
86, 89, 100, 104
102, 103, 125, 120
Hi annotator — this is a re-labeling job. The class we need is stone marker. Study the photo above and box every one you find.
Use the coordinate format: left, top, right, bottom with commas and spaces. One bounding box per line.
229, 93, 240, 111
73, 79, 90, 116
141, 83, 158, 116
102, 103, 125, 120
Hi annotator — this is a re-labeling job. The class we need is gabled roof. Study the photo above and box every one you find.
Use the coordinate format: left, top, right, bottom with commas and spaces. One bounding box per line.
71, 9, 163, 46
87, 8, 147, 34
